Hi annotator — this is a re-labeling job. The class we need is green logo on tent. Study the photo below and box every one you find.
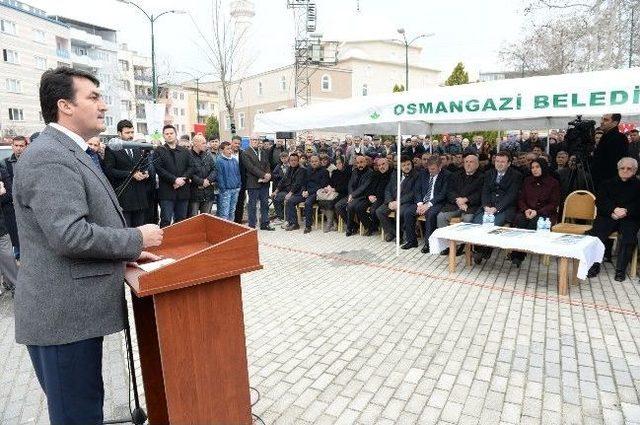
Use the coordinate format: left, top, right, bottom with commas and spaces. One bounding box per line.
369, 111, 380, 120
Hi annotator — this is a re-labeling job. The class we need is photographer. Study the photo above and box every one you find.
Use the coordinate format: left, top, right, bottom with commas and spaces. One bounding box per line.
591, 113, 629, 187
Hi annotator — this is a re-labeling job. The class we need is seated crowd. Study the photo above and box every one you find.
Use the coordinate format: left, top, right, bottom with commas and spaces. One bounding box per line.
2, 115, 639, 297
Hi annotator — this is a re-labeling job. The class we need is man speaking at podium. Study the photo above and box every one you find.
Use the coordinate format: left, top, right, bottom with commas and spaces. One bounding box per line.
12, 67, 164, 425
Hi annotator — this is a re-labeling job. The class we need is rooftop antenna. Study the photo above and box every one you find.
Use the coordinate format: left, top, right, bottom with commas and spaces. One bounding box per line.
356, 0, 360, 13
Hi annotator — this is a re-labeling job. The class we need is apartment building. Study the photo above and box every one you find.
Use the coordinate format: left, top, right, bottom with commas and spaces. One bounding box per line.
118, 44, 153, 135
158, 81, 220, 137
0, 0, 69, 137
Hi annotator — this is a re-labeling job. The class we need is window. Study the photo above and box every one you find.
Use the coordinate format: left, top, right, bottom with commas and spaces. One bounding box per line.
6, 79, 21, 93
0, 20, 16, 35
121, 100, 132, 111
180, 108, 185, 116
119, 59, 129, 72
103, 95, 112, 105
362, 83, 368, 97
237, 87, 243, 101
179, 93, 184, 100
38, 111, 43, 122
57, 61, 70, 68
257, 81, 263, 96
137, 123, 148, 134
74, 47, 88, 56
238, 112, 245, 130
105, 116, 114, 126
3, 49, 19, 64
172, 92, 178, 99
33, 29, 45, 42
34, 55, 46, 70
121, 80, 131, 91
321, 74, 331, 91
173, 107, 178, 116
8, 108, 24, 121
224, 115, 230, 130
256, 109, 264, 115
280, 76, 286, 92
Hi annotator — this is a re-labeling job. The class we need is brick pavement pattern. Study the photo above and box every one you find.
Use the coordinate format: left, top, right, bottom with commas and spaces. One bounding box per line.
2, 227, 640, 424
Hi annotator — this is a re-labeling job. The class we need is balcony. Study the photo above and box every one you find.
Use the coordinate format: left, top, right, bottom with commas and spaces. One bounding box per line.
56, 48, 70, 59
69, 28, 103, 48
136, 112, 147, 120
135, 93, 154, 101
71, 52, 101, 69
134, 74, 153, 83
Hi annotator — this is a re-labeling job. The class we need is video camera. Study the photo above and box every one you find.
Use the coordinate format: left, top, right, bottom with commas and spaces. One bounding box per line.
565, 115, 596, 159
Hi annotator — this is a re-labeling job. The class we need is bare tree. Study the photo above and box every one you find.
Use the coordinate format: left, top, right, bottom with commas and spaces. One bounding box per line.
189, 0, 254, 135
501, 0, 639, 74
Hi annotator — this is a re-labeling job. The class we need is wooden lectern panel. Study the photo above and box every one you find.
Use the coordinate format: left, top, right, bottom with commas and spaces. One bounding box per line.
153, 275, 252, 424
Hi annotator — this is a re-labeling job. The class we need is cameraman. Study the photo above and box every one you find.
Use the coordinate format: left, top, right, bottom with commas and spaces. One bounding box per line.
591, 113, 629, 187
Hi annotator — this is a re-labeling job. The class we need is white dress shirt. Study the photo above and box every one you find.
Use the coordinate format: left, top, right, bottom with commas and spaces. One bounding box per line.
49, 123, 89, 152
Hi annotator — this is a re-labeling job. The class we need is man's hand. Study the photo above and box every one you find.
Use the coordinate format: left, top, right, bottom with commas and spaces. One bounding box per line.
137, 224, 164, 248
302, 190, 309, 198
132, 171, 146, 181
613, 207, 627, 219
368, 195, 377, 203
174, 177, 186, 187
263, 173, 272, 181
127, 251, 163, 268
203, 179, 211, 188
271, 190, 278, 198
389, 201, 397, 211
285, 192, 292, 201
525, 209, 537, 219
348, 195, 353, 203
484, 206, 497, 214
0, 182, 5, 196
416, 204, 428, 215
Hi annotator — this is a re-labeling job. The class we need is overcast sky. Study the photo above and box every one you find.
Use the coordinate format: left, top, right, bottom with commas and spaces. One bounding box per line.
28, 0, 526, 82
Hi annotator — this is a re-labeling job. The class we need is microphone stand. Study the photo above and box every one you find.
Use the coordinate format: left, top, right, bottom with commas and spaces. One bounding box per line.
115, 150, 152, 199
105, 149, 153, 425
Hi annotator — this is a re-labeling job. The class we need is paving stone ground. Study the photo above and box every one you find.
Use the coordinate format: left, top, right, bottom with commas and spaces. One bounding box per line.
2, 227, 640, 424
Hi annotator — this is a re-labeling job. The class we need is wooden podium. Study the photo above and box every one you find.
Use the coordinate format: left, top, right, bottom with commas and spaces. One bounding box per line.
124, 214, 262, 424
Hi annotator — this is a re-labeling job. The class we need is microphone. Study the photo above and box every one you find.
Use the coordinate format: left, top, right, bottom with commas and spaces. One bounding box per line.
107, 138, 156, 151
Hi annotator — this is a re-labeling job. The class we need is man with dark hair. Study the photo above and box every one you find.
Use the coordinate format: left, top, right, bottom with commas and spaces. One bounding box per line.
242, 134, 273, 230
231, 135, 247, 223
1, 135, 27, 258
287, 154, 329, 233
155, 124, 193, 227
366, 158, 392, 234
402, 156, 450, 252
376, 156, 418, 242
628, 129, 639, 166
13, 67, 163, 424
335, 155, 374, 236
271, 153, 306, 229
472, 151, 522, 263
103, 119, 149, 227
591, 113, 629, 186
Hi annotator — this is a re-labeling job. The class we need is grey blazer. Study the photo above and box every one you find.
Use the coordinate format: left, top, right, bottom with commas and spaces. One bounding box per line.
13, 125, 143, 346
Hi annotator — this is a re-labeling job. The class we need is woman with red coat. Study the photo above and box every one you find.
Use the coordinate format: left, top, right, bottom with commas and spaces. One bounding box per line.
510, 158, 561, 267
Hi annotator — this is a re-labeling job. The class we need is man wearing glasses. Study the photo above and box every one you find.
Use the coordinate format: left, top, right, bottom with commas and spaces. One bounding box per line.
587, 157, 640, 281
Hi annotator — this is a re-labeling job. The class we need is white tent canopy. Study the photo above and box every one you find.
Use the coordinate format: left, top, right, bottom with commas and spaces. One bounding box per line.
254, 68, 640, 135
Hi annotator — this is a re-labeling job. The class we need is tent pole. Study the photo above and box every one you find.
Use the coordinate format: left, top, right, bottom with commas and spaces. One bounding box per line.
396, 123, 402, 257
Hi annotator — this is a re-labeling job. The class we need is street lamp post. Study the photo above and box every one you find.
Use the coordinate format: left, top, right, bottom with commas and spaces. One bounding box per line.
117, 1, 185, 102
396, 28, 434, 92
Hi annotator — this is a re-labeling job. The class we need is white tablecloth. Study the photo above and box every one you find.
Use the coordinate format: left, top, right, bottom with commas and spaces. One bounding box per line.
428, 223, 605, 279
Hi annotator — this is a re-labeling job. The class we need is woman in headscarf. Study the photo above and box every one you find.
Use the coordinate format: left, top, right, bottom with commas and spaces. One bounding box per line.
510, 157, 561, 267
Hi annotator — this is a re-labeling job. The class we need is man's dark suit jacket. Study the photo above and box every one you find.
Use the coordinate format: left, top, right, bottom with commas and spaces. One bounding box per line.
242, 147, 270, 189
348, 168, 373, 200
414, 169, 451, 207
384, 169, 418, 205
103, 148, 149, 212
441, 170, 484, 212
481, 167, 522, 213
591, 127, 629, 186
154, 145, 193, 201
277, 165, 306, 195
